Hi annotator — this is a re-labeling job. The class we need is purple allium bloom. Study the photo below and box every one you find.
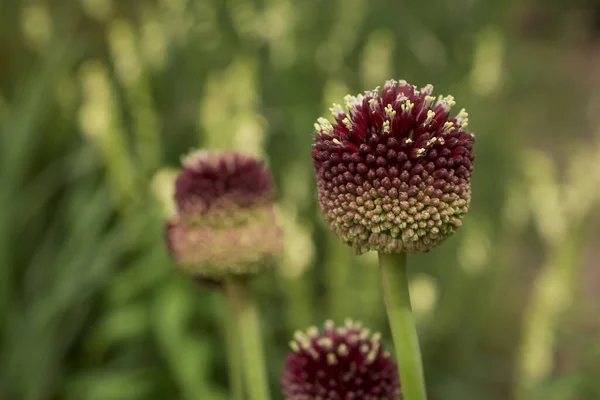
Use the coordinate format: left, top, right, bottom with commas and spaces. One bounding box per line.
312, 80, 475, 254
282, 320, 401, 400
165, 151, 282, 279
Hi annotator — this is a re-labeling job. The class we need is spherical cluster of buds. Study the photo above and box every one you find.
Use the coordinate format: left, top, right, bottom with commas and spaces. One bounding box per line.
165, 151, 282, 280
311, 79, 475, 254
281, 320, 400, 400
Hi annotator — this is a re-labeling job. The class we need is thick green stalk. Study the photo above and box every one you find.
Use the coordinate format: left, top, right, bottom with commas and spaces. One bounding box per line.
224, 293, 245, 400
378, 252, 427, 400
225, 278, 271, 400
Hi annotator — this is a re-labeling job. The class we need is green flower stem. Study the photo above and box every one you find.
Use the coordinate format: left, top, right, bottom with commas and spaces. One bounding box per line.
225, 277, 271, 400
224, 293, 245, 400
378, 252, 427, 400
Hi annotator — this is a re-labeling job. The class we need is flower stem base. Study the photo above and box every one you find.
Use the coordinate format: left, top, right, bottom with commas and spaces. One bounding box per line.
224, 292, 245, 400
225, 277, 271, 400
378, 252, 427, 400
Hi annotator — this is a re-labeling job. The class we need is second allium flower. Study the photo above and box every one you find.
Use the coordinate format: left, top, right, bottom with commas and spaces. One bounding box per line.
312, 80, 475, 254
166, 151, 282, 279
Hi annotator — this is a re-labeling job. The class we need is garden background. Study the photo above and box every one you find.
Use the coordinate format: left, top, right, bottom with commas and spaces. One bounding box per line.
1, 0, 600, 399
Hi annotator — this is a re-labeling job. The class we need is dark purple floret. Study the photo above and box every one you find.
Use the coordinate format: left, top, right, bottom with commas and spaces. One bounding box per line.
311, 80, 475, 254
282, 320, 401, 400
175, 151, 273, 215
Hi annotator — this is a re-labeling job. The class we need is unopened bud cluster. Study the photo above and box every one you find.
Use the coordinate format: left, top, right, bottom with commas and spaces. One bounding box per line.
312, 80, 475, 254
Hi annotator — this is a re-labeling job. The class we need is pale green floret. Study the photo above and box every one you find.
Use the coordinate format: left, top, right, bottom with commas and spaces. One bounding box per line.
342, 117, 352, 130
456, 108, 469, 128
425, 109, 436, 123
443, 121, 456, 133
382, 120, 391, 134
337, 343, 349, 356
384, 104, 396, 118
329, 103, 344, 118
294, 330, 308, 342
317, 337, 334, 349
289, 341, 300, 352
366, 348, 379, 364
327, 353, 338, 365
364, 86, 380, 98
344, 93, 364, 110
315, 117, 333, 135
307, 326, 319, 337
421, 84, 434, 95
437, 94, 456, 110
384, 79, 398, 88
401, 100, 414, 113
360, 344, 369, 354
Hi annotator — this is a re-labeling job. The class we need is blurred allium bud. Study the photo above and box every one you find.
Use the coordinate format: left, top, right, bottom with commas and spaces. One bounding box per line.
165, 151, 282, 279
282, 320, 400, 400
164, 221, 225, 288
312, 80, 475, 254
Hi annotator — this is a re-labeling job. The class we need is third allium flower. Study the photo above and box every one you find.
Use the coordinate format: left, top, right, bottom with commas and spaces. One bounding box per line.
311, 80, 475, 254
281, 320, 400, 400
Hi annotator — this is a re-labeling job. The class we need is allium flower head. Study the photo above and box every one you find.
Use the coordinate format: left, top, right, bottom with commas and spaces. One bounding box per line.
165, 151, 282, 279
282, 320, 400, 400
312, 80, 475, 254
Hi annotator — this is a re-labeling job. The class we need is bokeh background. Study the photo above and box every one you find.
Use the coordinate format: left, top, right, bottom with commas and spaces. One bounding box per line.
2, 0, 600, 399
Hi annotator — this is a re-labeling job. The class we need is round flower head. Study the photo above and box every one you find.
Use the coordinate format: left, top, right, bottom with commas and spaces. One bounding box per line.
312, 80, 475, 254
165, 151, 282, 279
282, 320, 400, 400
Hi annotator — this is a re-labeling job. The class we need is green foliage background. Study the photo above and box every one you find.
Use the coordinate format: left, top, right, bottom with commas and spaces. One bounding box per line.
1, 0, 600, 399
